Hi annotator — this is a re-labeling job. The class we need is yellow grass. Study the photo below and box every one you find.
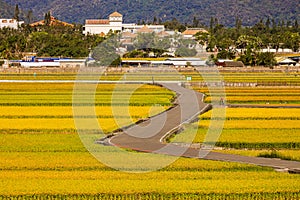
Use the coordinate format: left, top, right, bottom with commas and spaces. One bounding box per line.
1, 170, 300, 195
201, 108, 300, 119
214, 150, 300, 161
0, 106, 166, 117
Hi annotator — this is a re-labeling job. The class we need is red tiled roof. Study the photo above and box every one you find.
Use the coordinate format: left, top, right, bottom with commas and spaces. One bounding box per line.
182, 29, 208, 35
122, 38, 134, 44
109, 11, 122, 17
86, 19, 109, 25
30, 16, 74, 27
157, 31, 170, 37
122, 32, 137, 38
137, 25, 153, 33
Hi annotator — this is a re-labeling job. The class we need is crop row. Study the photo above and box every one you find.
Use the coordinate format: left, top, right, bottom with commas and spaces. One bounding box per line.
0, 102, 173, 106
215, 149, 300, 162
205, 96, 300, 104
1, 192, 300, 200
196, 87, 300, 104
0, 170, 299, 196
0, 83, 173, 92
172, 107, 300, 151
0, 151, 265, 172
1, 81, 299, 197
206, 108, 300, 118
0, 106, 167, 117
2, 71, 300, 83
0, 118, 137, 133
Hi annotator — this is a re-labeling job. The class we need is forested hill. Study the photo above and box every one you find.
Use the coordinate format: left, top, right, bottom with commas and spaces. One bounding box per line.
1, 0, 299, 27
0, 0, 15, 18
0, 0, 27, 20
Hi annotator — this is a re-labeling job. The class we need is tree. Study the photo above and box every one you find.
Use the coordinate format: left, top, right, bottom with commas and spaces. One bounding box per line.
236, 35, 262, 50
163, 18, 186, 32
194, 32, 209, 46
217, 49, 236, 60
153, 16, 157, 25
133, 32, 157, 51
293, 20, 299, 31
155, 37, 171, 56
235, 16, 242, 37
256, 52, 276, 67
206, 54, 217, 66
175, 47, 197, 57
14, 4, 20, 21
237, 47, 254, 66
26, 10, 33, 24
92, 35, 121, 66
271, 18, 277, 31
44, 11, 51, 26
284, 32, 300, 52
265, 17, 270, 30
209, 17, 214, 34
206, 35, 217, 52
192, 16, 199, 28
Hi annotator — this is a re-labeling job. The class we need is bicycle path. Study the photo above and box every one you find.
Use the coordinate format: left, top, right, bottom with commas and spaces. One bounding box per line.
109, 83, 300, 172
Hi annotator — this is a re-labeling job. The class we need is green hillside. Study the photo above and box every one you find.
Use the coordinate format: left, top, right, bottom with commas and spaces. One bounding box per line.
1, 0, 299, 26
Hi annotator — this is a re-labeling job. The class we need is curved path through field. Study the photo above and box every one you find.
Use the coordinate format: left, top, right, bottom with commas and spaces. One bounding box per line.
1, 80, 299, 172
109, 83, 300, 173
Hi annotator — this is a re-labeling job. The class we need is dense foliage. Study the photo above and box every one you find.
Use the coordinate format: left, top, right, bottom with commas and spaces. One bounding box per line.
0, 25, 104, 59
1, 0, 299, 27
0, 12, 299, 65
195, 18, 300, 66
123, 32, 197, 58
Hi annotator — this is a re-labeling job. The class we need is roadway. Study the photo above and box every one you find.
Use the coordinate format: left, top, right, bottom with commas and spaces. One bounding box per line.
109, 82, 300, 172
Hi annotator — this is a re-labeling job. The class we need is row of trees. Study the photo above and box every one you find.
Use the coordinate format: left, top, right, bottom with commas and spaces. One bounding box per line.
125, 32, 197, 58
92, 32, 198, 66
1, 10, 299, 67
194, 17, 300, 66
0, 25, 104, 59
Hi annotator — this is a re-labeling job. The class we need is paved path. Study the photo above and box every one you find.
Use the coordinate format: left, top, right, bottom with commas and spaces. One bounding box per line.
3, 80, 298, 172
109, 83, 300, 172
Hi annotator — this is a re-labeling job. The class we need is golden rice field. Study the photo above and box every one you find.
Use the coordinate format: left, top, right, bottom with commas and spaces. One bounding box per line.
196, 87, 300, 104
173, 107, 300, 157
1, 70, 300, 83
213, 150, 300, 162
1, 75, 300, 199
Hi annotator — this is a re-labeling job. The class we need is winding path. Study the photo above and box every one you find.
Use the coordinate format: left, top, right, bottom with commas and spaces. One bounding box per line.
109, 83, 300, 173
2, 80, 299, 172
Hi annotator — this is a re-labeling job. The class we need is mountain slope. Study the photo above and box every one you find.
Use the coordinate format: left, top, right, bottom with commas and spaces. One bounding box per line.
0, 0, 28, 21
0, 0, 15, 18
1, 0, 299, 26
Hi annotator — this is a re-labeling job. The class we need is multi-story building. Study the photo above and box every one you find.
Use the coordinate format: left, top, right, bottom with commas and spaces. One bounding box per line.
83, 12, 165, 35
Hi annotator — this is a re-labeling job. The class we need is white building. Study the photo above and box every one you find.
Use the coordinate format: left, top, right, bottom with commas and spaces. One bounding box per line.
83, 12, 165, 35
0, 19, 24, 29
83, 12, 123, 35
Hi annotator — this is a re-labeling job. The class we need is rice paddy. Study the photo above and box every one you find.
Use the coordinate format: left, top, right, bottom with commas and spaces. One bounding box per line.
1, 71, 300, 199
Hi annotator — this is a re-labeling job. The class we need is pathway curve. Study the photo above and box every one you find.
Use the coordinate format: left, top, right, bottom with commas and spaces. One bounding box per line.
3, 80, 298, 172
109, 83, 300, 173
